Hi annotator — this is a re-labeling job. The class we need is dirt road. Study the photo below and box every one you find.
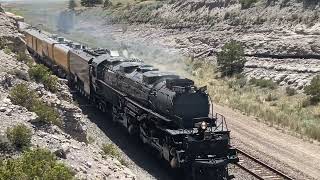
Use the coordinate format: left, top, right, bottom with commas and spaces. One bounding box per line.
214, 104, 320, 180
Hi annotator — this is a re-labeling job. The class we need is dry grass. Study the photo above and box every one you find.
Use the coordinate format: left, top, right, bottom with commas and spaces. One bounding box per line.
101, 143, 129, 166
186, 59, 320, 141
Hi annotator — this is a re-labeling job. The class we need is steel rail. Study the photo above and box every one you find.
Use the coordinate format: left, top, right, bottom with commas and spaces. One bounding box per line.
235, 149, 294, 180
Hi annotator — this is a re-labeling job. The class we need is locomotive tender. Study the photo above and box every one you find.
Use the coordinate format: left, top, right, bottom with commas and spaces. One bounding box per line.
23, 25, 238, 180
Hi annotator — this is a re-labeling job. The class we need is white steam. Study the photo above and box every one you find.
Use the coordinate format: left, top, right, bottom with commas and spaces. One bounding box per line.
4, 0, 190, 77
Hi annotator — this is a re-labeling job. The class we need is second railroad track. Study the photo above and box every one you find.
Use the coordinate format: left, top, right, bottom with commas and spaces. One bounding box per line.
235, 149, 294, 180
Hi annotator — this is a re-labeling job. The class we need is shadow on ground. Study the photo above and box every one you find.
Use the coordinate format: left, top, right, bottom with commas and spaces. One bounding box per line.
72, 92, 182, 180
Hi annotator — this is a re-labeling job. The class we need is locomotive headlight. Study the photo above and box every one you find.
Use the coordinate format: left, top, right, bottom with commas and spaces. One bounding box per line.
200, 121, 207, 130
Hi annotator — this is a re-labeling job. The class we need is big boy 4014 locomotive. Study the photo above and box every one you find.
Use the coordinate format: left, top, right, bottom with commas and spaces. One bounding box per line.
22, 24, 238, 180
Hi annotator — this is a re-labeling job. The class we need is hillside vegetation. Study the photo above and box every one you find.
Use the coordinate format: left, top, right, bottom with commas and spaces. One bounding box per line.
187, 58, 320, 141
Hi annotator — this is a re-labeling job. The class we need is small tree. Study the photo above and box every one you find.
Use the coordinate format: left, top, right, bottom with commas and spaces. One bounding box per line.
68, 0, 77, 10
0, 38, 6, 49
0, 3, 4, 13
0, 148, 75, 179
81, 0, 91, 7
304, 75, 320, 104
104, 0, 112, 8
240, 0, 258, 9
81, 0, 103, 7
217, 40, 246, 77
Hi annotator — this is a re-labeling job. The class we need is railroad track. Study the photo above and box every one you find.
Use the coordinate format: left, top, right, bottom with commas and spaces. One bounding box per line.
235, 149, 294, 180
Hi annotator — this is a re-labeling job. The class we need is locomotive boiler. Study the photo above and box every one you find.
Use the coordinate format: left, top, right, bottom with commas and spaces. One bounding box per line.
22, 23, 238, 180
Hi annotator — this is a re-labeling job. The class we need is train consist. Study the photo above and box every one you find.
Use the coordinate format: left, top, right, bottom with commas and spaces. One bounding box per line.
22, 24, 238, 179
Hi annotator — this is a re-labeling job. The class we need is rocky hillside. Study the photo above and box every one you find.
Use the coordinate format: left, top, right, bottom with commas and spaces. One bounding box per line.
0, 11, 135, 180
100, 0, 320, 89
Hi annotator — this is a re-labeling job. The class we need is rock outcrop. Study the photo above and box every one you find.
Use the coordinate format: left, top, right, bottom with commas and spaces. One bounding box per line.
0, 10, 25, 53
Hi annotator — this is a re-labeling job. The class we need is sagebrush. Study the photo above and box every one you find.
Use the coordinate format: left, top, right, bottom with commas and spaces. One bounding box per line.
102, 143, 120, 158
31, 100, 61, 126
28, 64, 58, 92
6, 124, 32, 150
9, 83, 36, 110
9, 84, 61, 126
249, 78, 277, 89
240, 0, 258, 9
0, 148, 74, 179
102, 143, 129, 166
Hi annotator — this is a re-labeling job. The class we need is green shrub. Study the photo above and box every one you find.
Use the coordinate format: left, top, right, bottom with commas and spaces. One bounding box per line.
0, 38, 6, 49
28, 64, 50, 82
304, 75, 320, 105
102, 143, 120, 158
286, 87, 296, 96
0, 135, 13, 153
217, 40, 246, 77
103, 0, 112, 8
9, 84, 37, 110
31, 100, 61, 126
249, 78, 277, 89
119, 158, 129, 167
235, 76, 247, 88
16, 52, 32, 65
87, 136, 95, 144
228, 77, 247, 89
0, 148, 75, 179
28, 64, 58, 92
240, 0, 258, 9
68, 0, 77, 10
300, 97, 312, 108
80, 0, 102, 7
43, 75, 58, 92
101, 143, 129, 166
9, 84, 61, 126
6, 124, 32, 150
3, 47, 12, 55
265, 93, 278, 102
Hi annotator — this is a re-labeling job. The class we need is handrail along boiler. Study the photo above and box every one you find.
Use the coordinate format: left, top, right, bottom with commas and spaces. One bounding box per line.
22, 23, 238, 180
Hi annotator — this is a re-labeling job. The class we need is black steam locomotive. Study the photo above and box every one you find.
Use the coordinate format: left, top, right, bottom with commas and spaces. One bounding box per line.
24, 25, 238, 180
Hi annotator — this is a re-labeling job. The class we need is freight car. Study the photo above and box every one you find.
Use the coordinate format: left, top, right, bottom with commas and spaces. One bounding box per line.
23, 25, 238, 180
